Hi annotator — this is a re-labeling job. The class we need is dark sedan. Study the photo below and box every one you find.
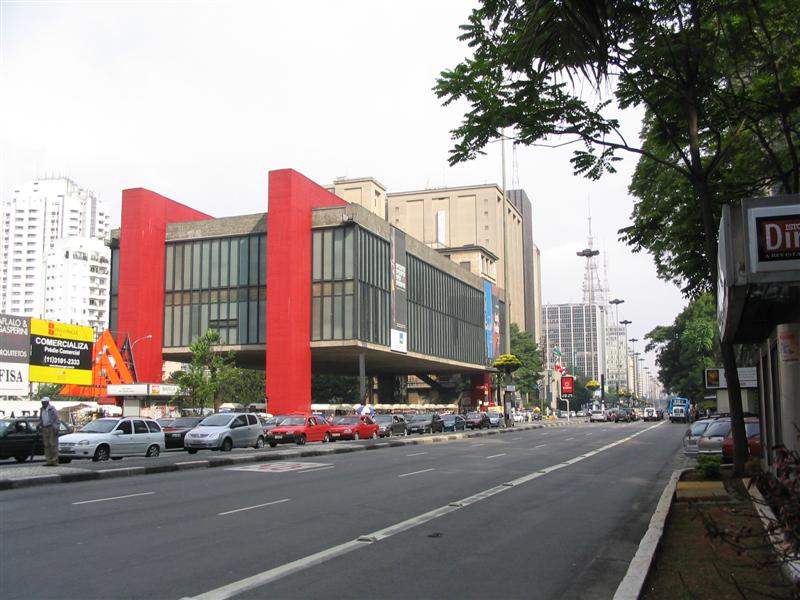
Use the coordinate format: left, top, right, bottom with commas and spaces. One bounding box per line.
408, 413, 444, 434
162, 416, 204, 449
0, 417, 72, 462
374, 414, 408, 437
442, 414, 466, 432
465, 411, 491, 429
615, 408, 633, 423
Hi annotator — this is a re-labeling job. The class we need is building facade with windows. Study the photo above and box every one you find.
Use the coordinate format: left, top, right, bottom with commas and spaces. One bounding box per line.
110, 170, 506, 415
1, 177, 109, 322
542, 303, 607, 381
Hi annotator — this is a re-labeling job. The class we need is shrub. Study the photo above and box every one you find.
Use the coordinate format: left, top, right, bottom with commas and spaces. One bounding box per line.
697, 455, 722, 479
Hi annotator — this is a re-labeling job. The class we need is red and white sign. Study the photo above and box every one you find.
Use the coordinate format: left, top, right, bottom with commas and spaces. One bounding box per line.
748, 205, 800, 272
560, 376, 574, 397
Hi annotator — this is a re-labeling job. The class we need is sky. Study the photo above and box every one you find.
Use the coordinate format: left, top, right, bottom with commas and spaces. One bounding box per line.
0, 1, 687, 377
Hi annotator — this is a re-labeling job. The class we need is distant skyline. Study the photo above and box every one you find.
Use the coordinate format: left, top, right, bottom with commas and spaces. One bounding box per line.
0, 1, 686, 375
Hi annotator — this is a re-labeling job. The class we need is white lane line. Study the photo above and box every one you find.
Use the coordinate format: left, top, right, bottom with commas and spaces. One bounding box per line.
398, 468, 435, 478
73, 492, 154, 505
184, 421, 664, 600
585, 433, 593, 436
297, 466, 334, 474
565, 437, 575, 441
508, 437, 520, 441
486, 453, 506, 459
470, 443, 487, 447
406, 452, 428, 457
218, 498, 290, 516
534, 444, 547, 449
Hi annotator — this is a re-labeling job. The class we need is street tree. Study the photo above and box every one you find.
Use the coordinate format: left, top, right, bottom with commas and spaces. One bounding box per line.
510, 323, 544, 403
435, 0, 800, 474
172, 330, 241, 413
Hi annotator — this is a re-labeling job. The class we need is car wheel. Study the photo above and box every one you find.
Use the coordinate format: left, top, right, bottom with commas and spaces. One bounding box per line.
386, 429, 392, 438
146, 444, 160, 458
323, 432, 331, 443
354, 432, 360, 441
254, 436, 265, 449
220, 438, 233, 452
269, 442, 278, 448
186, 448, 198, 454
371, 431, 378, 440
296, 434, 306, 446
92, 445, 110, 462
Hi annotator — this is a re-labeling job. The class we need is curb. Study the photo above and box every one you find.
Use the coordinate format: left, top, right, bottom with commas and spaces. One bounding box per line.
0, 420, 576, 490
613, 468, 690, 600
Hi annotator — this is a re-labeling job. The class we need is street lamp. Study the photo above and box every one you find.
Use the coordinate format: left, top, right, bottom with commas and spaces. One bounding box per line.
130, 334, 153, 383
608, 299, 625, 396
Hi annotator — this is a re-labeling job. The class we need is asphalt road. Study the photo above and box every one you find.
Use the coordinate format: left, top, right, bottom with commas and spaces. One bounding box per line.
1, 421, 686, 600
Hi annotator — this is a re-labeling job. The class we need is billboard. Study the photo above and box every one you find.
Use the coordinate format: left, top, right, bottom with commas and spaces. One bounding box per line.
29, 319, 93, 385
747, 204, 800, 273
390, 228, 408, 353
704, 367, 758, 389
560, 375, 574, 398
0, 314, 31, 395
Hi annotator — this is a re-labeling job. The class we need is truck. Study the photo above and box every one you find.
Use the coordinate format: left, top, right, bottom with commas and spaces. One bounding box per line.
667, 397, 690, 423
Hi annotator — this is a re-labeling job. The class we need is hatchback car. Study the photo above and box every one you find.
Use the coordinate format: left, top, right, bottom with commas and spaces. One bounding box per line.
589, 410, 607, 423
0, 418, 72, 462
162, 416, 204, 449
487, 412, 506, 427
329, 415, 379, 441
465, 411, 491, 429
408, 413, 444, 434
697, 418, 732, 457
58, 418, 164, 462
442, 414, 466, 432
266, 415, 331, 446
682, 418, 715, 458
184, 412, 265, 453
260, 414, 289, 434
373, 414, 408, 437
615, 408, 633, 423
721, 418, 761, 463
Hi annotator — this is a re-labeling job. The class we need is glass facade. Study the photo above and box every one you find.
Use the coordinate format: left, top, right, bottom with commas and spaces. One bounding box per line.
163, 234, 267, 347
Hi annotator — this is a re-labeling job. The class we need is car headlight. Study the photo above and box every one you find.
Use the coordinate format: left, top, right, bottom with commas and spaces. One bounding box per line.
78, 439, 91, 446
207, 433, 219, 439
344, 429, 352, 434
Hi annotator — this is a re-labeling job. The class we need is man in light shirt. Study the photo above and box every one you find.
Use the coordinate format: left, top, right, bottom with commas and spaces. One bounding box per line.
39, 397, 60, 466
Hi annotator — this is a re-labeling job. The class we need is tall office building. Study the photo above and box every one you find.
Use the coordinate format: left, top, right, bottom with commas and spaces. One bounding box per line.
0, 177, 110, 321
542, 303, 607, 381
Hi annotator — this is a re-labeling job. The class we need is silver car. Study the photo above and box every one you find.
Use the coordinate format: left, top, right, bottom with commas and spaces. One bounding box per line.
184, 412, 264, 453
696, 418, 732, 457
683, 418, 715, 457
58, 417, 165, 462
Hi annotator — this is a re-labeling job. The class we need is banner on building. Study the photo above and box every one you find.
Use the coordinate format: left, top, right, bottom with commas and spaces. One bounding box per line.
704, 367, 758, 389
484, 282, 494, 361
29, 319, 94, 385
390, 228, 408, 353
0, 314, 31, 395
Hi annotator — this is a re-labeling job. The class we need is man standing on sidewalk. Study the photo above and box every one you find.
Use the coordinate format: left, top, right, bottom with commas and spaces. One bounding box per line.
39, 397, 60, 466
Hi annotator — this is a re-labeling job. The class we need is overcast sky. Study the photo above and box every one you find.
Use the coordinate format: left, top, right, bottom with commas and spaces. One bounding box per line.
0, 1, 687, 376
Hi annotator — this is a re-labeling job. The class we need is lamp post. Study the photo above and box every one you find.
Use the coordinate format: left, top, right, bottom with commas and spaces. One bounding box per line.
620, 320, 631, 394
609, 299, 624, 396
633, 351, 641, 402
637, 357, 646, 403
130, 334, 153, 383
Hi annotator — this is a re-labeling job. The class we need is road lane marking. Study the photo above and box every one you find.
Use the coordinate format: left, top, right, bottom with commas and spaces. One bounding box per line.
297, 466, 334, 474
218, 498, 290, 516
398, 468, 435, 478
185, 421, 664, 600
565, 437, 575, 441
534, 444, 547, 449
406, 452, 428, 456
73, 492, 154, 505
486, 453, 506, 459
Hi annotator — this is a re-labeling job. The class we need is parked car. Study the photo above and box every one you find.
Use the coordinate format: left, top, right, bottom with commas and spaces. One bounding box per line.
442, 414, 466, 432
614, 408, 633, 423
266, 415, 331, 446
642, 407, 658, 421
577, 410, 586, 418
683, 418, 716, 458
373, 414, 408, 437
184, 412, 265, 453
157, 418, 175, 427
260, 414, 290, 434
162, 416, 204, 449
0, 417, 72, 462
697, 418, 732, 457
465, 411, 491, 429
58, 418, 164, 462
408, 413, 444, 434
721, 418, 761, 463
487, 412, 506, 428
329, 415, 379, 441
589, 410, 607, 423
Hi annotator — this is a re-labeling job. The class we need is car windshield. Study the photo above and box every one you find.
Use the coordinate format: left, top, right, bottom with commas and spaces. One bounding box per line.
280, 417, 306, 426
489, 413, 501, 419
374, 415, 393, 424
442, 415, 456, 423
80, 419, 119, 433
704, 421, 732, 437
410, 415, 431, 422
264, 416, 287, 426
0, 420, 11, 435
199, 414, 234, 427
690, 421, 711, 435
335, 416, 359, 425
170, 417, 203, 428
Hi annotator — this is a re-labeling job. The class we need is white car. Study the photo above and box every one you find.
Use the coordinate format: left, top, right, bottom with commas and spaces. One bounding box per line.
58, 417, 165, 462
589, 410, 607, 422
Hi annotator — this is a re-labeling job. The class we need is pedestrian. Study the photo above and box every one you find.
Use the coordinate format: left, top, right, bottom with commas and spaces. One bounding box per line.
39, 397, 60, 466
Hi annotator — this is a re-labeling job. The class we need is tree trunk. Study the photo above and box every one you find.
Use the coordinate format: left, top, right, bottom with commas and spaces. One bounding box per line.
721, 342, 748, 476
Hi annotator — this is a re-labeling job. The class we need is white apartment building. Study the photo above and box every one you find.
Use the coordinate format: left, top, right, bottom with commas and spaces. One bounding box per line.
604, 323, 628, 392
542, 303, 607, 381
0, 177, 110, 321
44, 237, 111, 335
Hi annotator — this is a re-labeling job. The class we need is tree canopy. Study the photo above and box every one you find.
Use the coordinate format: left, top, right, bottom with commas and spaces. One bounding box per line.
510, 323, 543, 399
171, 330, 242, 413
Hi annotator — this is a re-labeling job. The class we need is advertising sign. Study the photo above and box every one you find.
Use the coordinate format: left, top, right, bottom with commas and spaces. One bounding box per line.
748, 204, 800, 272
560, 376, 574, 398
29, 319, 93, 385
484, 282, 494, 361
704, 367, 758, 389
0, 314, 30, 395
390, 228, 408, 353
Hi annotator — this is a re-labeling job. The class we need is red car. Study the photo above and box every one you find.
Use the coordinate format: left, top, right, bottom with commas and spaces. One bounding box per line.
721, 418, 761, 463
329, 415, 379, 441
265, 415, 331, 447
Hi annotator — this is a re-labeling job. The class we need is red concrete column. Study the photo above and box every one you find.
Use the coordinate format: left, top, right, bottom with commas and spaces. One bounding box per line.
117, 189, 211, 383
265, 170, 346, 414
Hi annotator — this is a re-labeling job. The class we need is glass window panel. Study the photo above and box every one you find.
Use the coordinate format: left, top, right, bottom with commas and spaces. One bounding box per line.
200, 241, 210, 289
311, 297, 321, 340
238, 301, 248, 343
229, 301, 237, 318
229, 237, 239, 285
191, 242, 200, 290
200, 304, 209, 337
259, 299, 266, 344
210, 303, 219, 321
333, 228, 343, 280
181, 304, 190, 345
313, 231, 322, 281
249, 236, 259, 287
219, 328, 228, 345
163, 306, 173, 347
174, 245, 184, 290
165, 245, 174, 291
333, 296, 343, 339
211, 240, 220, 288
344, 228, 353, 279
259, 234, 267, 286
344, 295, 353, 339
323, 229, 333, 280
248, 300, 257, 343
183, 243, 192, 291
228, 326, 237, 345
173, 306, 182, 347
322, 297, 332, 339
239, 238, 249, 286
190, 305, 201, 342
219, 239, 229, 288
